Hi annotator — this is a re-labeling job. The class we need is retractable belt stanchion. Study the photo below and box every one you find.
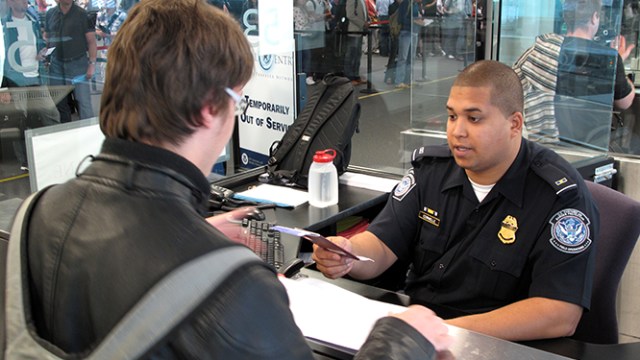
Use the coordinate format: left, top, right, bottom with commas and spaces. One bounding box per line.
360, 27, 377, 94
416, 26, 429, 83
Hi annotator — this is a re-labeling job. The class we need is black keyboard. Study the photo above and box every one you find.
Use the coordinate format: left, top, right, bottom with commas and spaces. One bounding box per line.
240, 219, 285, 271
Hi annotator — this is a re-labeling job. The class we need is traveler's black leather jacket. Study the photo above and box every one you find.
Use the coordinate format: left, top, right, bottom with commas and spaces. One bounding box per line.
25, 138, 435, 359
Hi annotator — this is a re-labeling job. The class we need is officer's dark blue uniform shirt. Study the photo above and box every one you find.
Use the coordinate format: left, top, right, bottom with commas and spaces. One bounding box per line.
368, 138, 599, 315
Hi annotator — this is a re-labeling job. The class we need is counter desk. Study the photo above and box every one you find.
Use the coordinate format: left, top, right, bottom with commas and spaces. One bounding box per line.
213, 168, 640, 360
299, 268, 640, 360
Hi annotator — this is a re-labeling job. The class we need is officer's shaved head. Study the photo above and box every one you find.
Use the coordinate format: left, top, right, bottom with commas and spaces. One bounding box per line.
453, 60, 524, 117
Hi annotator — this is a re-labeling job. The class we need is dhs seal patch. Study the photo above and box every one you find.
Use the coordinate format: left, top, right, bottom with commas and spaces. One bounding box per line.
549, 209, 591, 254
393, 170, 416, 202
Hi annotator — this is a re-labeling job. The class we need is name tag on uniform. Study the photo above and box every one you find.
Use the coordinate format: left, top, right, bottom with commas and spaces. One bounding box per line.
419, 208, 440, 227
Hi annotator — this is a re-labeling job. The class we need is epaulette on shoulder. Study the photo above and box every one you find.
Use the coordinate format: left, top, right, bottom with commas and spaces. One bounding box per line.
531, 160, 578, 196
411, 145, 451, 166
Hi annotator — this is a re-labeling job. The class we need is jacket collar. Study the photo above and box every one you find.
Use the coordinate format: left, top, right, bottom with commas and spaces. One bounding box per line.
81, 138, 211, 215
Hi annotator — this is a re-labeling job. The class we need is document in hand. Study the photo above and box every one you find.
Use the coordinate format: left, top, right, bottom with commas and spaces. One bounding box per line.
272, 225, 374, 262
279, 276, 406, 351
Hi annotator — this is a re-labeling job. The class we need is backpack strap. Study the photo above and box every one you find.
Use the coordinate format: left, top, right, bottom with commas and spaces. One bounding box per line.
89, 246, 261, 360
5, 190, 262, 360
106, 12, 119, 31
5, 190, 63, 359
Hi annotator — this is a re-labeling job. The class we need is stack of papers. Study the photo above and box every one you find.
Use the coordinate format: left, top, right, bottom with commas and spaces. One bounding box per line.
233, 184, 308, 208
339, 172, 399, 193
279, 276, 406, 351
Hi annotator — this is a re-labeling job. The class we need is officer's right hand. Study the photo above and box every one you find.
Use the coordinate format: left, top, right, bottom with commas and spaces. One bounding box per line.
312, 236, 354, 279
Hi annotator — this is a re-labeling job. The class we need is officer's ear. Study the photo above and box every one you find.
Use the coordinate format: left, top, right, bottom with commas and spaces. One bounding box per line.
508, 111, 524, 136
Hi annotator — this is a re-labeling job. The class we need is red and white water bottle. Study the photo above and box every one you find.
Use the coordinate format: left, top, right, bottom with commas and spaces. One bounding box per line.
308, 149, 339, 207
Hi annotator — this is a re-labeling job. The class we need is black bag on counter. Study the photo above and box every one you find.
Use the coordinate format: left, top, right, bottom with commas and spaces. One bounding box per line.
262, 74, 360, 188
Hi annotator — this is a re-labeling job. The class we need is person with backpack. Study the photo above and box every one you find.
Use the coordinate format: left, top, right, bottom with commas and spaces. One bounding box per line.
4, 0, 452, 358
94, 0, 126, 81
95, 0, 126, 46
344, 0, 369, 85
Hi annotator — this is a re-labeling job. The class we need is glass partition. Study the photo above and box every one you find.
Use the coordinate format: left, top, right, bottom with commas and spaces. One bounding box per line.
409, 1, 479, 133
618, 0, 640, 155
0, 0, 637, 210
497, 0, 629, 153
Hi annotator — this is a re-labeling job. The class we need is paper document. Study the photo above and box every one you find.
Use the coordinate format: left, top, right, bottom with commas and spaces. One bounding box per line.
233, 183, 308, 208
45, 47, 56, 56
280, 276, 406, 351
339, 172, 399, 193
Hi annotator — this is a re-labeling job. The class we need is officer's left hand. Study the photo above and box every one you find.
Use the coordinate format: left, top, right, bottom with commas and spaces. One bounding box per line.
312, 236, 354, 279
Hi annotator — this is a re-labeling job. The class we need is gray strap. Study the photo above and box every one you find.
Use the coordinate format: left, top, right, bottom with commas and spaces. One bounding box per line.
89, 246, 260, 360
5, 191, 262, 359
5, 193, 42, 356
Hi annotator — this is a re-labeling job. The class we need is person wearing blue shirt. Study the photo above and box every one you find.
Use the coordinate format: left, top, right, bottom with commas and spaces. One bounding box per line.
394, 0, 421, 88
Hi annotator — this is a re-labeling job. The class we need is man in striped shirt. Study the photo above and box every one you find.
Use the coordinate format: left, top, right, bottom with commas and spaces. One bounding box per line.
513, 0, 634, 146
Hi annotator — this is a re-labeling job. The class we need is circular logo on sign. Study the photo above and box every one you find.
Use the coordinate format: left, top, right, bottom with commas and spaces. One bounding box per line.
549, 209, 591, 254
241, 153, 249, 165
259, 54, 274, 72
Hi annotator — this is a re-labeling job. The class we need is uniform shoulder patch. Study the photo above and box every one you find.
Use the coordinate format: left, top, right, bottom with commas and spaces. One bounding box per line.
549, 208, 592, 254
411, 145, 452, 166
531, 159, 578, 196
393, 169, 416, 201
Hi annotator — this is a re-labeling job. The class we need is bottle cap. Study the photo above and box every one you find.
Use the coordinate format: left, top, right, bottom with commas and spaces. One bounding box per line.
313, 149, 337, 163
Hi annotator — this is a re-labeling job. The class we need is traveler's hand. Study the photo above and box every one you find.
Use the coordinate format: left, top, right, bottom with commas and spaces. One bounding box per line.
613, 35, 635, 61
312, 236, 354, 279
391, 305, 454, 353
206, 207, 261, 243
36, 48, 47, 61
86, 63, 95, 80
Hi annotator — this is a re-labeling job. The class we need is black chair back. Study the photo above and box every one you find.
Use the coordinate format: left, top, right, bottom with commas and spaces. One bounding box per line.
571, 182, 640, 344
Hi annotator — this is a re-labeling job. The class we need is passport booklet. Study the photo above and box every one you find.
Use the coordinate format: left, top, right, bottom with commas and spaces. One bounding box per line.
271, 226, 374, 262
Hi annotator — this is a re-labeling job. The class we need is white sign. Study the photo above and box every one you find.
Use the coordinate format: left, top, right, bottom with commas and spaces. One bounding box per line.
25, 118, 104, 191
259, 0, 294, 55
238, 35, 296, 169
25, 118, 231, 191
